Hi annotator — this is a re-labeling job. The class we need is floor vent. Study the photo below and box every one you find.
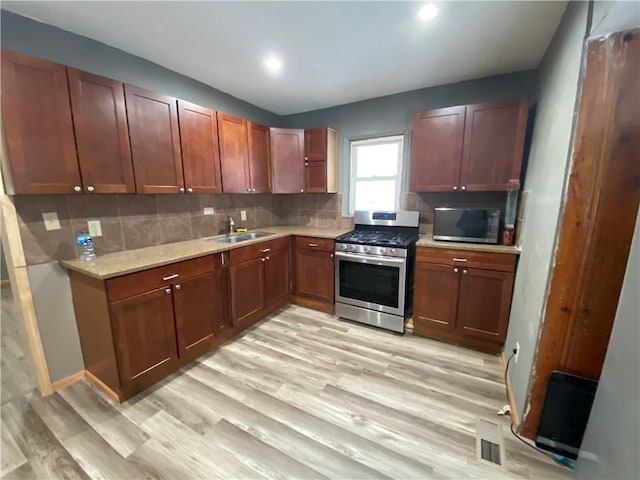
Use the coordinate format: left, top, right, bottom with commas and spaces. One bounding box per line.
476, 418, 505, 467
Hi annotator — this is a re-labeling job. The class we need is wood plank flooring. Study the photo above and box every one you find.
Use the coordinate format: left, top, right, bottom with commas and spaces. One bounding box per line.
1, 289, 569, 479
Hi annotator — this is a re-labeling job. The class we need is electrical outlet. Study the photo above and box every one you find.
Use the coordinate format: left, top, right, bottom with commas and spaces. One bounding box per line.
87, 220, 102, 237
240, 210, 247, 221
42, 212, 61, 231
514, 342, 520, 363
203, 207, 215, 215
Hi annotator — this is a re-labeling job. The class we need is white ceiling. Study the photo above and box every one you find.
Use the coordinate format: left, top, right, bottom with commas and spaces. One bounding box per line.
3, 1, 567, 115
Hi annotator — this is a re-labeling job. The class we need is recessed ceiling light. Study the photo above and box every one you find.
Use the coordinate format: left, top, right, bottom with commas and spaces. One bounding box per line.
418, 3, 439, 20
263, 56, 283, 75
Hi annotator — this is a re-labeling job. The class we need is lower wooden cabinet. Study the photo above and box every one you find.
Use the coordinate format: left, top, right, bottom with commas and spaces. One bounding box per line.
229, 237, 291, 327
293, 236, 335, 312
70, 254, 231, 401
413, 246, 516, 352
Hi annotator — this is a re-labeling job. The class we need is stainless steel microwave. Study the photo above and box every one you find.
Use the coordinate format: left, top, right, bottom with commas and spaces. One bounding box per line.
433, 207, 501, 244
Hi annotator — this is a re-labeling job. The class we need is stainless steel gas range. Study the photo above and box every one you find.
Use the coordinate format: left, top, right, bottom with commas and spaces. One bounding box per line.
335, 210, 419, 333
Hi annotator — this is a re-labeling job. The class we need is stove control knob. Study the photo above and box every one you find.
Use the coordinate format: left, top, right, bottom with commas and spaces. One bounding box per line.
390, 248, 397, 255
379, 248, 387, 255
364, 246, 371, 253
340, 244, 348, 251
348, 245, 357, 251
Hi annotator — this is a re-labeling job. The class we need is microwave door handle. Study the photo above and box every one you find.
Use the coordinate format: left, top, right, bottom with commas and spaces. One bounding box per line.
334, 251, 405, 266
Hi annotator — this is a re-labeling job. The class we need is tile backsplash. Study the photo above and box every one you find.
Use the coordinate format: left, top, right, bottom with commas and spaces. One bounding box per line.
15, 193, 351, 265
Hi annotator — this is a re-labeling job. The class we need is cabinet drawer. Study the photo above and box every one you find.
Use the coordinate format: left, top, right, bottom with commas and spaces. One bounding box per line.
295, 236, 334, 252
229, 237, 291, 265
417, 247, 516, 272
107, 255, 218, 302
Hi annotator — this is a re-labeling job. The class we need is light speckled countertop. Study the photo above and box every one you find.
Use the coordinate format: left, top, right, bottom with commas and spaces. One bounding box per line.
417, 226, 521, 255
61, 226, 351, 280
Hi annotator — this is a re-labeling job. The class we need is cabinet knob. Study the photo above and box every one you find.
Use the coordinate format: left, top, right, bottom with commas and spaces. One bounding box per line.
252, 188, 256, 193
462, 269, 468, 274
461, 186, 466, 191
86, 185, 95, 192
179, 187, 185, 193
265, 256, 270, 261
453, 267, 459, 273
261, 257, 266, 262
165, 287, 171, 294
452, 186, 458, 191
300, 189, 304, 193
304, 156, 309, 160
330, 253, 334, 258
74, 185, 82, 192
175, 284, 181, 289
305, 162, 309, 166
247, 188, 251, 192
187, 187, 193, 193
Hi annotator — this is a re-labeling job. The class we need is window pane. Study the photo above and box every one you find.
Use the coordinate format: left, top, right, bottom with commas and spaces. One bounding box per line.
355, 143, 399, 178
354, 180, 396, 211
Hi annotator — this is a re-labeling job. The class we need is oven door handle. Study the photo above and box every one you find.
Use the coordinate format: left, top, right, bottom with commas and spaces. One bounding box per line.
334, 251, 405, 266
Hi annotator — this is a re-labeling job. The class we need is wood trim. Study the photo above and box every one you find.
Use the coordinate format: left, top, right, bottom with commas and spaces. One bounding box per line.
521, 30, 640, 438
85, 370, 121, 403
51, 370, 86, 391
501, 352, 520, 429
412, 325, 503, 354
291, 295, 335, 314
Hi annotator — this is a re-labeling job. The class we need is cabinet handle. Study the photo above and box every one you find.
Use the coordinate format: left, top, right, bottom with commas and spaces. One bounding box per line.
462, 269, 468, 274
453, 267, 459, 273
165, 288, 171, 294
87, 185, 95, 192
74, 185, 82, 192
221, 253, 225, 265
261, 248, 271, 253
308, 243, 318, 247
179, 187, 185, 193
452, 186, 458, 191
187, 187, 193, 193
175, 284, 181, 289
461, 186, 466, 191
162, 273, 179, 281
453, 258, 468, 262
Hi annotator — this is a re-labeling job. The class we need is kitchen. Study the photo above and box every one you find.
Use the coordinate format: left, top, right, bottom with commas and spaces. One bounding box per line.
1, 2, 638, 479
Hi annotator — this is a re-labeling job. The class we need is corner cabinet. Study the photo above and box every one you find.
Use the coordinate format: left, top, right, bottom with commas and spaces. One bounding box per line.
412, 247, 516, 352
292, 236, 335, 312
228, 237, 292, 327
409, 98, 528, 192
69, 254, 231, 401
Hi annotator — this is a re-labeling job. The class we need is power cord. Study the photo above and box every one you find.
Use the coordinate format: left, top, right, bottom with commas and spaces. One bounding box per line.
503, 350, 574, 469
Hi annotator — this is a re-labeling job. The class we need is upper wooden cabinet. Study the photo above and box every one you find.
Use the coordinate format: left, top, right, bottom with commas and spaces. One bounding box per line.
68, 69, 135, 194
270, 128, 305, 193
125, 85, 184, 194
409, 98, 528, 192
177, 101, 223, 194
217, 112, 250, 193
247, 122, 271, 193
1, 50, 81, 194
304, 127, 338, 193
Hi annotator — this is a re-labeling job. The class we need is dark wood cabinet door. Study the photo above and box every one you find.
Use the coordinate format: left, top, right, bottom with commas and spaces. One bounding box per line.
177, 101, 223, 194
304, 127, 327, 162
413, 262, 460, 334
109, 286, 178, 388
264, 249, 291, 306
218, 112, 250, 193
270, 128, 305, 193
125, 84, 183, 194
68, 68, 135, 194
173, 270, 229, 358
1, 50, 81, 194
409, 106, 465, 192
229, 258, 265, 325
304, 161, 327, 193
456, 268, 514, 341
295, 248, 334, 303
460, 98, 528, 191
248, 122, 271, 193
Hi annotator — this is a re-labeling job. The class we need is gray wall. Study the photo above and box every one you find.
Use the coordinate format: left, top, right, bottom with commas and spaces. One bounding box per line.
0, 10, 280, 126
504, 1, 589, 417
574, 210, 640, 479
27, 262, 84, 381
281, 71, 537, 213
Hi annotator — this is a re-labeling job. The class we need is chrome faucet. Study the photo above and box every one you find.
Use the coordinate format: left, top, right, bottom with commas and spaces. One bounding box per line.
228, 216, 235, 234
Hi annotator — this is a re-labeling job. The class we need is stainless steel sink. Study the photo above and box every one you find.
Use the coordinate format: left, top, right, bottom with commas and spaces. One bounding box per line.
206, 232, 274, 244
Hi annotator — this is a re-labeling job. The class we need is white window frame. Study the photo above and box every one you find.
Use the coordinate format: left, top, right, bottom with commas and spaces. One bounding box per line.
348, 135, 404, 215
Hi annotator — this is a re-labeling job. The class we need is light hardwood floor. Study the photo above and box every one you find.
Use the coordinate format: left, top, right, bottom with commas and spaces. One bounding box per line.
1, 291, 569, 479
